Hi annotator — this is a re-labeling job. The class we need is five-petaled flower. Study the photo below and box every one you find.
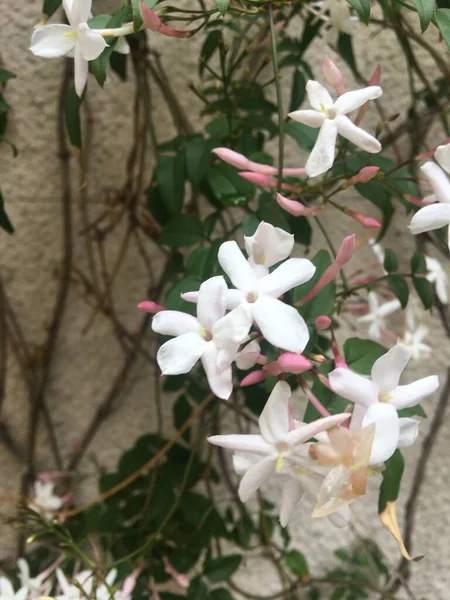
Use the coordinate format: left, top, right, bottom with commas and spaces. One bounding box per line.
289, 80, 382, 177
28, 480, 64, 520
357, 291, 400, 341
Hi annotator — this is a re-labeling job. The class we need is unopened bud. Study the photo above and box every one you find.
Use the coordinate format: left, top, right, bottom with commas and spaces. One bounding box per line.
137, 301, 165, 313
323, 57, 345, 96
240, 370, 265, 386
276, 193, 322, 217
315, 316, 332, 330
336, 234, 356, 267
213, 148, 250, 170
276, 353, 313, 374
345, 166, 380, 187
346, 209, 381, 229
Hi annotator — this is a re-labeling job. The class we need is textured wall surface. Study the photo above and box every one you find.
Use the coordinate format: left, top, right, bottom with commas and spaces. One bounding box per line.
0, 1, 449, 598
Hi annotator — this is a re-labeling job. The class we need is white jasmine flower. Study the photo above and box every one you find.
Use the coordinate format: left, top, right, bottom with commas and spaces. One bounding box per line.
29, 481, 63, 520
311, 0, 359, 44
208, 381, 350, 524
17, 559, 44, 593
357, 291, 401, 341
409, 144, 450, 245
30, 0, 108, 96
426, 255, 448, 304
0, 578, 27, 600
153, 276, 250, 399
244, 221, 295, 277
401, 306, 431, 360
288, 81, 382, 177
235, 340, 265, 370
56, 568, 120, 600
328, 344, 439, 464
369, 238, 386, 273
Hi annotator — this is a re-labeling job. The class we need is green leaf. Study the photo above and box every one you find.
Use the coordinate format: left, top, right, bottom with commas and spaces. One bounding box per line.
289, 70, 306, 112
383, 249, 399, 273
242, 215, 260, 237
411, 252, 427, 274
188, 578, 210, 600
204, 555, 242, 583
160, 214, 205, 248
210, 590, 233, 600
0, 189, 14, 234
387, 274, 409, 308
344, 338, 386, 375
200, 30, 223, 76
436, 9, 450, 51
156, 153, 186, 215
186, 137, 214, 187
412, 0, 435, 32
398, 404, 427, 418
347, 0, 371, 24
165, 276, 200, 313
412, 276, 434, 309
337, 34, 360, 79
43, 0, 62, 17
378, 450, 404, 513
65, 84, 83, 148
215, 0, 229, 15
284, 121, 319, 152
110, 51, 128, 81
173, 395, 192, 442
0, 69, 16, 84
285, 550, 309, 579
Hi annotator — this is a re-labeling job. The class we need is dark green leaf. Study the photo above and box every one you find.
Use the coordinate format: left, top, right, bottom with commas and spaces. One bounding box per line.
146, 179, 171, 226
43, 0, 61, 17
289, 70, 306, 112
165, 275, 201, 313
65, 84, 83, 148
156, 153, 186, 215
284, 550, 309, 578
347, 0, 371, 24
200, 30, 223, 76
110, 51, 128, 81
242, 215, 260, 237
387, 274, 409, 308
398, 404, 427, 418
186, 137, 214, 187
160, 214, 205, 248
210, 589, 233, 600
0, 69, 16, 84
204, 555, 242, 583
173, 395, 192, 442
412, 0, 435, 32
412, 276, 434, 309
378, 450, 404, 513
294, 250, 335, 319
344, 338, 386, 374
436, 9, 450, 51
284, 121, 319, 152
411, 252, 427, 274
188, 578, 210, 600
215, 0, 229, 15
383, 249, 399, 273
0, 189, 14, 234
337, 34, 360, 79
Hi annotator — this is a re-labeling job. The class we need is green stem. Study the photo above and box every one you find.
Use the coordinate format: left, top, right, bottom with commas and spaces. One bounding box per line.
268, 5, 284, 197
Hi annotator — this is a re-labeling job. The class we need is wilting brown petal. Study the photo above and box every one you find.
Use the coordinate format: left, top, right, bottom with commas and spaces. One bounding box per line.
309, 442, 341, 467
328, 426, 353, 465
380, 501, 424, 562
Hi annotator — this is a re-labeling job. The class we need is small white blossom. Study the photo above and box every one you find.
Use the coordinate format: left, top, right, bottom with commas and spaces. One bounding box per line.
29, 481, 63, 520
426, 255, 448, 304
401, 306, 431, 360
311, 0, 359, 44
358, 291, 401, 341
0, 578, 27, 600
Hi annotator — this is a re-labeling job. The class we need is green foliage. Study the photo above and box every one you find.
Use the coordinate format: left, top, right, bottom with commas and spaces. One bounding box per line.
378, 450, 404, 513
0, 189, 14, 234
436, 8, 450, 50
204, 555, 242, 582
344, 339, 386, 375
411, 0, 435, 32
383, 249, 399, 273
284, 550, 309, 578
43, 0, 62, 17
347, 0, 371, 24
387, 274, 409, 308
65, 84, 83, 148
413, 275, 435, 309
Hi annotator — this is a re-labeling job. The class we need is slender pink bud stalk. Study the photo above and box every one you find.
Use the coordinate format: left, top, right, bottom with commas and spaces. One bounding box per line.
122, 565, 144, 599
239, 172, 298, 192
404, 194, 431, 208
276, 193, 323, 217
164, 559, 189, 589
241, 370, 265, 386
299, 382, 331, 418
276, 353, 313, 374
323, 57, 345, 96
331, 332, 347, 368
140, 3, 191, 37
137, 301, 165, 313
264, 362, 282, 376
345, 166, 379, 187
415, 140, 450, 161
336, 234, 356, 267
151, 581, 161, 600
354, 65, 381, 126
345, 209, 381, 229
315, 315, 332, 330
213, 148, 305, 177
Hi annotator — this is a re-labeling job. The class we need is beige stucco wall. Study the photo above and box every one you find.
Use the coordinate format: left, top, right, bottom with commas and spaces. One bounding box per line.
1, 1, 449, 597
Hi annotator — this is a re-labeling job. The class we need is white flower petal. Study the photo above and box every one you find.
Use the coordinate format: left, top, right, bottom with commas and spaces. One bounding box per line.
435, 143, 450, 175
157, 332, 205, 375
238, 456, 277, 502
362, 403, 399, 465
232, 453, 260, 474
333, 86, 382, 115
258, 258, 316, 298
152, 311, 200, 336
288, 109, 326, 128
328, 367, 378, 406
70, 0, 93, 25
0, 578, 15, 597
377, 298, 401, 317
409, 203, 450, 234
259, 381, 291, 444
421, 162, 450, 204
236, 340, 261, 370
30, 25, 76, 58
335, 115, 381, 153
197, 276, 227, 331
78, 25, 108, 61
74, 44, 89, 97
253, 296, 309, 353
244, 221, 294, 269
212, 304, 252, 347
390, 375, 439, 409
287, 413, 350, 445
208, 434, 272, 454
279, 478, 304, 527
397, 418, 420, 448
115, 37, 130, 55
305, 119, 338, 177
306, 80, 333, 111
218, 241, 258, 292
201, 342, 233, 399
371, 344, 411, 394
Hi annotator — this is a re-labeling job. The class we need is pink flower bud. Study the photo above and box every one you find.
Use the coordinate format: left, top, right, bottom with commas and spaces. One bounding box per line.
336, 234, 355, 267
345, 209, 381, 229
213, 148, 250, 170
323, 57, 345, 96
354, 65, 381, 126
137, 301, 165, 313
404, 194, 431, 208
276, 193, 323, 217
140, 3, 190, 38
264, 362, 282, 376
315, 316, 332, 330
345, 166, 379, 187
276, 353, 313, 374
164, 559, 189, 589
239, 172, 298, 192
151, 581, 161, 600
241, 370, 265, 386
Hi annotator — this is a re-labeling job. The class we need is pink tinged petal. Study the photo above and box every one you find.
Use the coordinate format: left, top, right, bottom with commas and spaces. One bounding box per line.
362, 402, 399, 464
30, 25, 77, 58
213, 304, 253, 347
152, 311, 200, 336
435, 143, 450, 175
279, 478, 304, 527
74, 44, 89, 97
238, 456, 277, 502
420, 162, 450, 204
218, 240, 258, 292
333, 86, 382, 114
197, 276, 227, 330
305, 119, 338, 178
253, 296, 309, 354
409, 203, 450, 234
70, 0, 93, 25
336, 234, 356, 266
349, 403, 367, 431
306, 80, 333, 111
77, 25, 108, 60
323, 57, 344, 95
180, 291, 199, 303
390, 375, 439, 409
287, 413, 350, 445
201, 342, 233, 399
259, 380, 291, 444
328, 367, 379, 406
244, 221, 294, 269
335, 115, 381, 153
371, 344, 411, 394
140, 3, 190, 37
397, 418, 420, 448
312, 465, 351, 518
157, 332, 205, 375
276, 194, 320, 217
208, 434, 272, 454
236, 340, 261, 370
259, 258, 316, 298
288, 109, 326, 128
